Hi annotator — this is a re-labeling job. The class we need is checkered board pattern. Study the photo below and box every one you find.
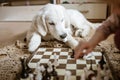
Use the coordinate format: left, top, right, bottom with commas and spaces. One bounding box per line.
28, 48, 102, 80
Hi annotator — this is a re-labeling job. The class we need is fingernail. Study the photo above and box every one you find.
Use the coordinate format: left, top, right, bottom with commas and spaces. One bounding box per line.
83, 50, 86, 53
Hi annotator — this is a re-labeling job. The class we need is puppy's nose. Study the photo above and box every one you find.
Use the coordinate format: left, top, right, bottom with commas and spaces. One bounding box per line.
60, 33, 67, 39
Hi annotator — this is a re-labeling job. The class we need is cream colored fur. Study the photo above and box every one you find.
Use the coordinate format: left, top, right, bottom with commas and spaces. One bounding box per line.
26, 4, 100, 52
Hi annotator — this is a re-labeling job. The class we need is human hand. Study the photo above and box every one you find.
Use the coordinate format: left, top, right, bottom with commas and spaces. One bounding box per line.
74, 41, 94, 59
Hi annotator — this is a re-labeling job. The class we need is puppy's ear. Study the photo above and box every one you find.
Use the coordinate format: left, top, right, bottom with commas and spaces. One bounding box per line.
37, 14, 48, 36
32, 12, 48, 37
64, 9, 70, 28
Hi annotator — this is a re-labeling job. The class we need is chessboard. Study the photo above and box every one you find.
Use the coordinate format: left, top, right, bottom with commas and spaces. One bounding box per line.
28, 47, 108, 80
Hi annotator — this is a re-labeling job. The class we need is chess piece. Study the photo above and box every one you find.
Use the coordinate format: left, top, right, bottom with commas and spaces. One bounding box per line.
20, 57, 29, 79
34, 63, 43, 80
34, 62, 40, 73
47, 61, 53, 73
82, 67, 95, 80
98, 52, 106, 70
51, 65, 58, 76
51, 65, 59, 80
53, 53, 59, 67
81, 72, 86, 80
83, 52, 93, 60
24, 56, 32, 73
36, 70, 42, 80
40, 65, 45, 72
88, 73, 96, 80
70, 50, 74, 58
42, 65, 51, 80
65, 71, 71, 80
29, 73, 34, 80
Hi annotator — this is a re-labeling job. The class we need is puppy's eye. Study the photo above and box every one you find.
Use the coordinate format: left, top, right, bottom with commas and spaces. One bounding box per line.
49, 22, 55, 25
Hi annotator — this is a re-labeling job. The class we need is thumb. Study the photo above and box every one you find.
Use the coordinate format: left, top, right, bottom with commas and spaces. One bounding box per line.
74, 47, 85, 59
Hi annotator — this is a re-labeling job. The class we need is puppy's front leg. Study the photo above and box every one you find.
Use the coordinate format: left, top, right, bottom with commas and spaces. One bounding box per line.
75, 25, 90, 38
66, 34, 79, 49
28, 32, 41, 52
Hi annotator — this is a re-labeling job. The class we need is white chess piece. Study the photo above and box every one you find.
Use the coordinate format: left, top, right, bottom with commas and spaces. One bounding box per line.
83, 67, 88, 78
36, 70, 42, 80
82, 67, 95, 80
83, 52, 94, 60
47, 61, 53, 73
53, 53, 59, 67
34, 63, 43, 80
91, 77, 96, 80
29, 73, 34, 80
34, 62, 40, 74
81, 72, 86, 80
40, 65, 45, 72
65, 71, 71, 80
34, 63, 42, 80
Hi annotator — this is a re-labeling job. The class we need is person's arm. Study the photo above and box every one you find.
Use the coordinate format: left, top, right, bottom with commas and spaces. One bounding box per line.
74, 14, 119, 59
90, 13, 120, 45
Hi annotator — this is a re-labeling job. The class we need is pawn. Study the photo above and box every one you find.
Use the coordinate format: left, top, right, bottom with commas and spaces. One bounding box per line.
24, 56, 32, 73
47, 61, 53, 73
70, 50, 74, 58
51, 65, 58, 76
51, 65, 59, 80
98, 52, 106, 70
81, 72, 86, 80
36, 71, 42, 80
20, 57, 29, 79
35, 63, 43, 80
65, 70, 71, 80
53, 53, 59, 67
42, 65, 51, 80
40, 65, 45, 72
29, 73, 34, 80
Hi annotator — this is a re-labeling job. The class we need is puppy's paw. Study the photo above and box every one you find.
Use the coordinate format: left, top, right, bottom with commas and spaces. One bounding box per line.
75, 29, 89, 38
28, 40, 40, 52
81, 31, 89, 37
28, 44, 38, 52
28, 33, 41, 52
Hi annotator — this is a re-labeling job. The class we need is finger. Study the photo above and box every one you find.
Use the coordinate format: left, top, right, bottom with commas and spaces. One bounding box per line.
74, 42, 87, 59
74, 48, 84, 59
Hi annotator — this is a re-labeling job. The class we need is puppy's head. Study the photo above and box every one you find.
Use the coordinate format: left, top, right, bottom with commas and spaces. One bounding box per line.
34, 4, 70, 42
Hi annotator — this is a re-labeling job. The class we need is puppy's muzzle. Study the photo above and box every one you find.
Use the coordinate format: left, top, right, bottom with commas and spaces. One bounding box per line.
60, 33, 67, 39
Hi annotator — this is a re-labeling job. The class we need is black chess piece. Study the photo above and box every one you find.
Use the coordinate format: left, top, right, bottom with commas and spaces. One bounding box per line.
98, 52, 106, 70
71, 50, 74, 58
51, 65, 59, 80
20, 57, 29, 79
42, 64, 51, 80
24, 56, 32, 73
